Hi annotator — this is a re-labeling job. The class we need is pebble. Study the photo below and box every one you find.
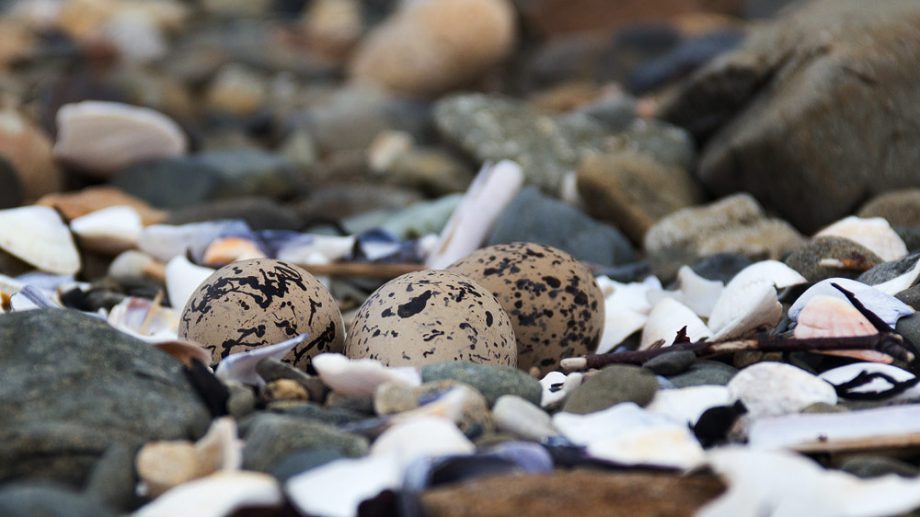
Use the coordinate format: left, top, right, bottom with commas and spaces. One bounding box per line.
562, 365, 658, 414
0, 484, 117, 517
859, 189, 920, 229
0, 106, 61, 202
241, 413, 368, 472
642, 350, 697, 376
375, 380, 494, 438
420, 362, 543, 407
167, 197, 303, 231
784, 236, 883, 282
668, 360, 738, 388
727, 362, 838, 418
255, 358, 326, 402
492, 395, 557, 442
839, 455, 920, 479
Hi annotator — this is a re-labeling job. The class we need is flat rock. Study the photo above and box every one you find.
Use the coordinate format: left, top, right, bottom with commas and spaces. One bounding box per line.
643, 350, 697, 376
562, 365, 657, 414
420, 470, 724, 517
0, 309, 210, 486
668, 360, 738, 388
241, 413, 368, 472
785, 236, 883, 282
488, 187, 635, 267
420, 362, 542, 407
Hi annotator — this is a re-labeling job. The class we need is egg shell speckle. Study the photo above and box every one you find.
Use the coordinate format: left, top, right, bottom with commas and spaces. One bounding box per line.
178, 258, 344, 369
449, 242, 605, 371
344, 270, 516, 367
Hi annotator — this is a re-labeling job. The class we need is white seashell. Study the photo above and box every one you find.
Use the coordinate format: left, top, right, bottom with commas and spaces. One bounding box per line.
816, 216, 907, 262
708, 279, 782, 340
139, 220, 250, 263
70, 205, 142, 255
727, 362, 837, 419
647, 385, 731, 426
0, 205, 80, 275
699, 447, 920, 517
788, 278, 914, 329
107, 296, 179, 342
101, 10, 167, 63
794, 295, 877, 339
368, 130, 413, 173
165, 255, 214, 311
873, 256, 920, 296
818, 363, 918, 401
201, 236, 266, 267
134, 471, 281, 517
53, 101, 186, 177
286, 455, 401, 517
313, 353, 421, 397
539, 370, 583, 408
596, 275, 662, 315
194, 417, 243, 473
277, 235, 356, 264
726, 260, 807, 291
425, 160, 525, 269
647, 266, 724, 319
370, 416, 474, 472
493, 395, 557, 441
215, 334, 309, 386
553, 403, 705, 470
748, 404, 920, 451
640, 298, 710, 350
596, 304, 646, 354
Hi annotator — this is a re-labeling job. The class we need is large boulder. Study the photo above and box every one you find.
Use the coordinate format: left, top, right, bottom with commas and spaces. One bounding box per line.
0, 309, 211, 486
661, 0, 920, 232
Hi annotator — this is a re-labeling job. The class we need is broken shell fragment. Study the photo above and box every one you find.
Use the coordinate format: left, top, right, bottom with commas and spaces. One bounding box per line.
313, 353, 421, 397
53, 100, 187, 177
640, 298, 710, 350
0, 205, 80, 275
816, 216, 907, 262
788, 278, 914, 329
793, 295, 888, 363
134, 471, 281, 517
70, 205, 142, 255
201, 236, 266, 267
708, 280, 782, 341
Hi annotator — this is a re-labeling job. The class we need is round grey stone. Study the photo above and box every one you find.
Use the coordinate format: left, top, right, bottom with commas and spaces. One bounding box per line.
562, 365, 658, 415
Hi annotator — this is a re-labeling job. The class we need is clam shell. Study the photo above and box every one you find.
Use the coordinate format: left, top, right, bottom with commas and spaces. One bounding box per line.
153, 340, 212, 366
70, 205, 142, 255
0, 205, 80, 275
647, 266, 724, 318
726, 260, 807, 291
647, 385, 731, 426
708, 279, 782, 340
134, 472, 281, 517
794, 295, 887, 363
371, 416, 475, 471
139, 220, 251, 263
426, 160, 524, 269
816, 216, 907, 262
53, 100, 187, 177
727, 362, 837, 419
313, 353, 421, 397
640, 298, 710, 350
788, 278, 914, 328
164, 255, 214, 311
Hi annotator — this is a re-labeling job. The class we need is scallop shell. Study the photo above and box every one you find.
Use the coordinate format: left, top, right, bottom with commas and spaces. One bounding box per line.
708, 279, 782, 340
0, 205, 80, 275
425, 160, 524, 269
815, 216, 907, 262
788, 278, 914, 329
53, 100, 187, 177
640, 298, 710, 350
313, 353, 421, 397
70, 205, 142, 255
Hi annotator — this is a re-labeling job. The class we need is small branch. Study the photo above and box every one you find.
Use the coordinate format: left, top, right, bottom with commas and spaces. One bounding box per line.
561, 333, 916, 372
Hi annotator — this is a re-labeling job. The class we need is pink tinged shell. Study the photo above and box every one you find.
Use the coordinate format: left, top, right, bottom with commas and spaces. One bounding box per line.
793, 295, 888, 363
201, 236, 266, 267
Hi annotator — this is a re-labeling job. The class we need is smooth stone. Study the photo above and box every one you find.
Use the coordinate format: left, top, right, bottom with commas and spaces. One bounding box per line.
668, 360, 738, 388
643, 350, 697, 376
607, 118, 697, 171
420, 362, 542, 407
350, 194, 462, 239
377, 380, 493, 438
577, 151, 703, 243
629, 29, 745, 94
690, 253, 753, 284
0, 484, 116, 517
83, 444, 138, 512
0, 309, 210, 486
661, 0, 920, 232
270, 449, 347, 483
562, 365, 658, 415
113, 157, 223, 209
194, 149, 305, 200
518, 0, 704, 36
420, 470, 724, 517
839, 455, 919, 479
859, 189, 920, 229
858, 252, 920, 288
785, 237, 883, 282
167, 197, 303, 231
487, 186, 635, 267
225, 381, 257, 420
293, 184, 423, 223
382, 147, 473, 196
896, 313, 920, 344
578, 94, 637, 132
897, 286, 920, 311
0, 158, 23, 209
492, 395, 557, 441
434, 94, 610, 194
256, 358, 326, 402
267, 401, 368, 426
896, 227, 920, 253
241, 413, 368, 472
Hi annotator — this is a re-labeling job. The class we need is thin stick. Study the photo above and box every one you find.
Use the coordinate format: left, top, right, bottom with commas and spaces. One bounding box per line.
561, 333, 916, 372
296, 262, 425, 279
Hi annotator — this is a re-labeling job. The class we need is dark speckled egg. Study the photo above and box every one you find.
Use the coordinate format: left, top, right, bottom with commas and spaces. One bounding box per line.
344, 270, 516, 367
178, 258, 345, 369
449, 242, 604, 372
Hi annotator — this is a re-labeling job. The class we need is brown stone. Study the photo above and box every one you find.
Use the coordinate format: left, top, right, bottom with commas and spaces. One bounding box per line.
0, 107, 61, 202
38, 187, 167, 225
421, 470, 724, 517
859, 190, 920, 229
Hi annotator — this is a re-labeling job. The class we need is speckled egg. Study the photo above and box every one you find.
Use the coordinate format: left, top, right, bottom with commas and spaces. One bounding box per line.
344, 270, 516, 367
449, 242, 605, 371
179, 258, 344, 369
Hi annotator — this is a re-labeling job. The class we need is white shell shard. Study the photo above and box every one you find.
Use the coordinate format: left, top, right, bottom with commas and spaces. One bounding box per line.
195, 417, 243, 473
874, 256, 920, 295
596, 275, 662, 315
699, 448, 920, 517
640, 298, 710, 350
215, 334, 309, 386
107, 296, 179, 342
286, 454, 401, 517
201, 236, 267, 267
493, 395, 557, 441
726, 260, 807, 291
371, 417, 474, 472
788, 278, 914, 328
425, 160, 525, 269
139, 220, 251, 263
708, 279, 782, 340
134, 471, 281, 517
647, 267, 724, 319
596, 303, 646, 354
0, 205, 80, 275
553, 403, 704, 470
313, 353, 421, 397
819, 363, 918, 401
727, 362, 837, 419
70, 205, 143, 255
53, 101, 187, 177
539, 371, 583, 408
748, 404, 920, 451
165, 255, 215, 311
816, 216, 908, 262
647, 385, 731, 426
390, 387, 470, 426
277, 235, 356, 264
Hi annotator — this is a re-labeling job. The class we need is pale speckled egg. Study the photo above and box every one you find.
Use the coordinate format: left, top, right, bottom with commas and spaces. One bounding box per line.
344, 270, 516, 367
449, 242, 605, 372
179, 258, 344, 369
